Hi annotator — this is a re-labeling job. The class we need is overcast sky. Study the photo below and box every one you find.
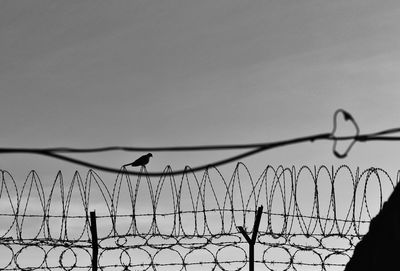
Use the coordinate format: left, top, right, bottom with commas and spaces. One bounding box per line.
2, 1, 400, 269
1, 0, 400, 179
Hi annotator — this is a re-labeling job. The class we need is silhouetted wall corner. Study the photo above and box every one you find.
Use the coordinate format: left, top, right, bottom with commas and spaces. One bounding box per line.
345, 182, 400, 271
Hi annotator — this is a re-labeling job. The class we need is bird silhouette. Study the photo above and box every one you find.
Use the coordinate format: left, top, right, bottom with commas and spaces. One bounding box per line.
124, 153, 153, 168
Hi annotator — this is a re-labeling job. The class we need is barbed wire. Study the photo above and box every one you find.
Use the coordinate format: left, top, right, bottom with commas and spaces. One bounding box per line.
0, 164, 397, 270
1, 109, 400, 176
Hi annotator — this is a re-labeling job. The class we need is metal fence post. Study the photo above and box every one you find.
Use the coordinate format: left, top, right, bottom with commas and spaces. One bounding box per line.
90, 211, 99, 271
238, 205, 263, 271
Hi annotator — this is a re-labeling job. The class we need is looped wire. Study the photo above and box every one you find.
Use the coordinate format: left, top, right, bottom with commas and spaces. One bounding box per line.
0, 164, 396, 270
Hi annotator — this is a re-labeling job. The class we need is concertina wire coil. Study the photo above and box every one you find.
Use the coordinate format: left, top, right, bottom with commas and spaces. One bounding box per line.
0, 164, 398, 270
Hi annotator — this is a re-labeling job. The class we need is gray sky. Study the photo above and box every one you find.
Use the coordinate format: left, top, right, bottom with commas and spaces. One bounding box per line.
2, 1, 400, 269
1, 0, 400, 177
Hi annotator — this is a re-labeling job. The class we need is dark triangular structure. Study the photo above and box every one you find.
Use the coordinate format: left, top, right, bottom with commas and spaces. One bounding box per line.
345, 182, 400, 270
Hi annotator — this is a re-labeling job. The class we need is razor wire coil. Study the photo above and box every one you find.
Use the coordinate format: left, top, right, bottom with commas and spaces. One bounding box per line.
0, 164, 397, 270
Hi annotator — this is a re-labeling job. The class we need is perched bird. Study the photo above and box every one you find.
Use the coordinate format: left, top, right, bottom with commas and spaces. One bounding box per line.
124, 153, 153, 168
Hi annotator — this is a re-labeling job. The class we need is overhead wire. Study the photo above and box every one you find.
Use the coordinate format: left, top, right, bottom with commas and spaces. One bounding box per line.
1, 109, 400, 176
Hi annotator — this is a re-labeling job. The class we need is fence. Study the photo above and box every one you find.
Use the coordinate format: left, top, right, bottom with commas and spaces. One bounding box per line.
0, 164, 398, 270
